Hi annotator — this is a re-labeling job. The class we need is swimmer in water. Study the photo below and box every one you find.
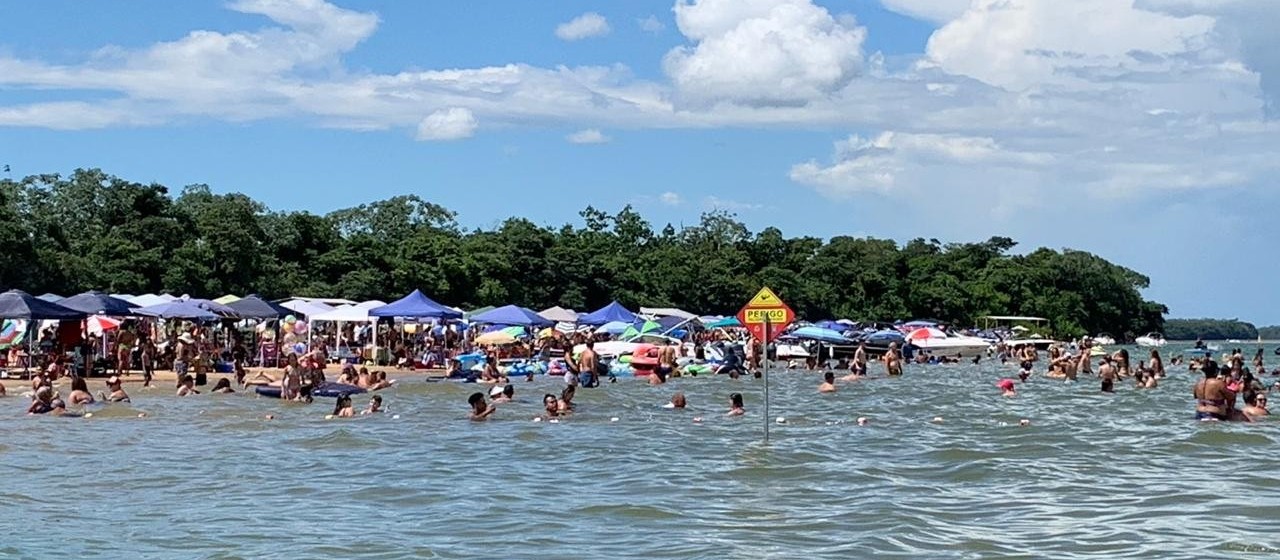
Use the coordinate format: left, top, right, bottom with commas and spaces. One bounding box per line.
211, 377, 235, 394
490, 384, 511, 404
362, 395, 383, 414
542, 393, 562, 418
27, 386, 57, 415
176, 374, 199, 397
1243, 392, 1269, 421
68, 377, 95, 406
557, 385, 575, 415
468, 392, 495, 421
1099, 357, 1117, 393
818, 371, 837, 393
998, 379, 1017, 397
332, 394, 355, 418
666, 392, 687, 409
101, 376, 130, 402
727, 393, 745, 416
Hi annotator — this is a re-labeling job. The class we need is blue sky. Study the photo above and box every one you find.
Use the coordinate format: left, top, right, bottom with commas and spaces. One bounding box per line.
2, 0, 1279, 324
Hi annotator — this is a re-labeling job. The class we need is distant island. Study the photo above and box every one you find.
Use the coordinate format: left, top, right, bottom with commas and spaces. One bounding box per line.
1, 168, 1166, 338
1164, 318, 1259, 341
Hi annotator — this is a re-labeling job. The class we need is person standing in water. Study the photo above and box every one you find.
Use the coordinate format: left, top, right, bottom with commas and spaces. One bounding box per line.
1149, 349, 1166, 379
468, 392, 495, 421
818, 371, 837, 393
578, 341, 600, 388
1099, 356, 1117, 393
883, 343, 903, 376
1193, 361, 1231, 421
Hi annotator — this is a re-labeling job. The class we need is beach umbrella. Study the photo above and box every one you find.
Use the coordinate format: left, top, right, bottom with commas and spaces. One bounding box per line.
706, 316, 742, 329
58, 291, 140, 316
594, 321, 631, 335
213, 294, 241, 305
621, 320, 662, 339
907, 327, 947, 340
36, 293, 64, 303
86, 316, 122, 335
0, 290, 86, 320
0, 319, 26, 349
475, 331, 517, 346
183, 298, 238, 317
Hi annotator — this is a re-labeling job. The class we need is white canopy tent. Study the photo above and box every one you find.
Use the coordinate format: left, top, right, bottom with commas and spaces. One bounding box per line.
640, 307, 697, 320
307, 300, 386, 362
280, 299, 335, 318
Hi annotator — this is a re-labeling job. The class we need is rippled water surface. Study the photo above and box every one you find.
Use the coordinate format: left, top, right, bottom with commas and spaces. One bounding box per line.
4, 344, 1280, 559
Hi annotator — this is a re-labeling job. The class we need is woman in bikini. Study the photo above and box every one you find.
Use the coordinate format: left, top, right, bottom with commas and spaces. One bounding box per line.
1193, 361, 1232, 421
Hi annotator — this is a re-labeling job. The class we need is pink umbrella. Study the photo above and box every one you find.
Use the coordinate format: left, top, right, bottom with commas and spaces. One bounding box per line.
86, 316, 122, 336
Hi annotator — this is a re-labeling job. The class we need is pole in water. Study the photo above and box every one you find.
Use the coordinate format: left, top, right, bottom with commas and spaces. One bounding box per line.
763, 316, 770, 443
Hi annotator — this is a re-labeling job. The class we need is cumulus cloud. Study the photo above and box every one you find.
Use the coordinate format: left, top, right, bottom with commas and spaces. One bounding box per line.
922, 0, 1216, 92
659, 192, 682, 206
416, 108, 476, 141
566, 129, 610, 144
664, 0, 866, 106
878, 0, 970, 24
555, 12, 611, 41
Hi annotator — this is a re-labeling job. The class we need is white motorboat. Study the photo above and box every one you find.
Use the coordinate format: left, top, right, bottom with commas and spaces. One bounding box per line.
906, 328, 991, 357
1004, 334, 1060, 351
1091, 334, 1116, 346
1135, 333, 1167, 348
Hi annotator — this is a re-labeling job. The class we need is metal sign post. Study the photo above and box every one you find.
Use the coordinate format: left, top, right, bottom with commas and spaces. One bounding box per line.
763, 316, 771, 443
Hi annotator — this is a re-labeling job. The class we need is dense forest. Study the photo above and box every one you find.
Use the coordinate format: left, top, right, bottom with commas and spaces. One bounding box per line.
1163, 319, 1258, 341
0, 169, 1167, 337
1257, 326, 1280, 340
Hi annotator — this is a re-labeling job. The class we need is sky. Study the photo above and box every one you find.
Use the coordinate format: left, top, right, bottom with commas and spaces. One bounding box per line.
1, 0, 1278, 323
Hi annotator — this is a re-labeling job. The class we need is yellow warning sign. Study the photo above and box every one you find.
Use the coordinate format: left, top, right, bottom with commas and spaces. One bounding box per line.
747, 287, 782, 306
744, 308, 788, 323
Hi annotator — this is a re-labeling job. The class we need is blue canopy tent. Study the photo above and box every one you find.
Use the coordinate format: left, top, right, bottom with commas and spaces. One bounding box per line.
470, 305, 552, 327
58, 291, 140, 316
136, 301, 220, 321
578, 301, 637, 326
226, 295, 292, 319
0, 290, 86, 321
368, 290, 461, 319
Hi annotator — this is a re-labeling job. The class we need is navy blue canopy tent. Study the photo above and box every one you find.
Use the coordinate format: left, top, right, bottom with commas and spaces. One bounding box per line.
578, 301, 637, 326
136, 300, 220, 321
58, 291, 139, 316
227, 295, 293, 319
368, 290, 461, 319
470, 305, 553, 326
0, 290, 86, 320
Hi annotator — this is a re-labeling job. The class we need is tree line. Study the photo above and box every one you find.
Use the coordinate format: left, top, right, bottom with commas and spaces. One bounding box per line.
1163, 319, 1258, 341
0, 169, 1167, 338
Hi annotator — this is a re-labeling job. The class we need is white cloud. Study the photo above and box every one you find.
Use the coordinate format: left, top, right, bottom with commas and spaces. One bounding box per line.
664, 0, 866, 106
879, 0, 970, 24
555, 12, 611, 41
704, 196, 763, 211
659, 192, 682, 206
566, 128, 610, 144
415, 107, 476, 141
638, 15, 666, 33
922, 0, 1216, 92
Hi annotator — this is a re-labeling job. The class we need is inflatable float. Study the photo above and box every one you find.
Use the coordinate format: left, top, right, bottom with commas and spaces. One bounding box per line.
255, 382, 367, 399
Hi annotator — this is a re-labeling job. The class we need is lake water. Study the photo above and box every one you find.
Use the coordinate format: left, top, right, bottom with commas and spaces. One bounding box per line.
3, 343, 1279, 559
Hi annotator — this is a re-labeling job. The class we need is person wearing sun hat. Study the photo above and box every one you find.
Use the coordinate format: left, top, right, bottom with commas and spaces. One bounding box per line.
102, 375, 130, 402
